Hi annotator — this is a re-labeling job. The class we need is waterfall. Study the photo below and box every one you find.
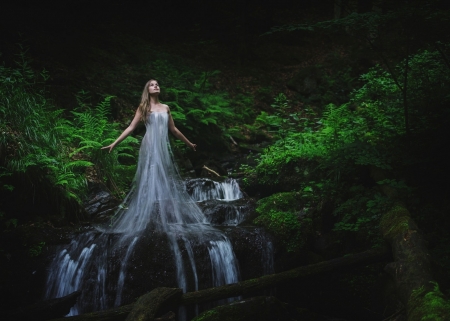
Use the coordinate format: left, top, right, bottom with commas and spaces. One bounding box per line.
186, 178, 243, 201
45, 177, 255, 316
208, 239, 240, 286
114, 236, 138, 307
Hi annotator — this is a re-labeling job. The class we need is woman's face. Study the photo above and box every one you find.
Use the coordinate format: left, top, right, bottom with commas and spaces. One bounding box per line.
148, 80, 160, 94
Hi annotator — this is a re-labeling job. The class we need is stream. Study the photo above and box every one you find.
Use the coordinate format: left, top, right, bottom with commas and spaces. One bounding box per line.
44, 178, 274, 318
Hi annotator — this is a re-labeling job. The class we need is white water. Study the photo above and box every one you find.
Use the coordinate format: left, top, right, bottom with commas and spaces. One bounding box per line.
45, 113, 246, 316
187, 178, 243, 201
208, 239, 240, 286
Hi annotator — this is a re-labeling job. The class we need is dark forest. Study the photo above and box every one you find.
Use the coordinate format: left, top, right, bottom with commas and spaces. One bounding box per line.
1, 0, 450, 320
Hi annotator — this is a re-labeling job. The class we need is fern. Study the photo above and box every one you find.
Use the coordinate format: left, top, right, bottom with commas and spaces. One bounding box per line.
67, 93, 139, 196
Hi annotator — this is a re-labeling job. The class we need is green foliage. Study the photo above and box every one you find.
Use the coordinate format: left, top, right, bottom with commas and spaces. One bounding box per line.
254, 93, 313, 138
333, 187, 390, 246
0, 55, 88, 205
0, 50, 139, 222
145, 59, 253, 144
244, 46, 450, 250
165, 83, 237, 134
248, 47, 450, 182
408, 282, 450, 321
64, 93, 139, 196
254, 192, 312, 252
28, 241, 45, 257
76, 36, 255, 150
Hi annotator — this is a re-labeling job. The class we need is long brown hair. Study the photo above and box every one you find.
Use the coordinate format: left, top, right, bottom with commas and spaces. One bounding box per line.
138, 79, 159, 121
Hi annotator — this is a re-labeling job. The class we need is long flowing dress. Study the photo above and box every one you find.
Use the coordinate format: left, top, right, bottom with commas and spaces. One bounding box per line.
112, 110, 207, 234
45, 110, 240, 316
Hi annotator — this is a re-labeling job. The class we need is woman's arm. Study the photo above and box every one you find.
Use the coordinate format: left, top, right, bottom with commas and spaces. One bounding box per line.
167, 106, 197, 151
101, 108, 142, 153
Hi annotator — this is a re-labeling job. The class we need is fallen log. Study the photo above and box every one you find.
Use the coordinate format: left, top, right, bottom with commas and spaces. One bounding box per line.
181, 246, 389, 305
125, 287, 182, 321
371, 166, 450, 320
47, 247, 389, 321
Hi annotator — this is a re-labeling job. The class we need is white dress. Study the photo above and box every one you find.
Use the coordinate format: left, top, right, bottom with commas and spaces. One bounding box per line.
112, 111, 207, 234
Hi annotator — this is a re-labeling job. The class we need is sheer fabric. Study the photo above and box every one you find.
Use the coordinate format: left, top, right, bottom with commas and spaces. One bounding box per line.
112, 111, 206, 233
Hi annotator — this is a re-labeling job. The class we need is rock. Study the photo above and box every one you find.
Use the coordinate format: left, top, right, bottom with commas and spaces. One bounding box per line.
221, 226, 275, 280
83, 183, 119, 220
199, 199, 256, 226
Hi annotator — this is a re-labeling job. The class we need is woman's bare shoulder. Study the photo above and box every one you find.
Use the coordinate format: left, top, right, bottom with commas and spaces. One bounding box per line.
161, 104, 171, 113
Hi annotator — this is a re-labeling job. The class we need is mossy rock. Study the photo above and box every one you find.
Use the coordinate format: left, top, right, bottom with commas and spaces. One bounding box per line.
253, 192, 313, 253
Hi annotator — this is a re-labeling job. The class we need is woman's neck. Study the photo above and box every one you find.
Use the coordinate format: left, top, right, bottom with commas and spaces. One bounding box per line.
149, 95, 159, 105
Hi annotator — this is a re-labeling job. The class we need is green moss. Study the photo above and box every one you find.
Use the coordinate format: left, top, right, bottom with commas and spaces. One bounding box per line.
256, 192, 301, 214
379, 204, 410, 240
192, 309, 219, 321
408, 282, 450, 321
254, 192, 311, 253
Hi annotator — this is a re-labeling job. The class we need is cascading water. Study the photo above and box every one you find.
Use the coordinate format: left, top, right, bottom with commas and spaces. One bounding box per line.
45, 111, 262, 318
45, 179, 246, 315
186, 178, 243, 201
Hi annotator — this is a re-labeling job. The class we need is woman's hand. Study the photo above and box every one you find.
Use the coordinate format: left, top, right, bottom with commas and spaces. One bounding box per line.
101, 144, 115, 153
189, 143, 197, 151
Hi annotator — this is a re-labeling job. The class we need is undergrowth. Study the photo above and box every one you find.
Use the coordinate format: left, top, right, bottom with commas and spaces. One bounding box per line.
245, 47, 450, 250
0, 50, 138, 223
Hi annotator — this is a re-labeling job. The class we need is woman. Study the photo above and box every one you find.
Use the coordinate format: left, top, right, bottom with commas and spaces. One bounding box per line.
45, 81, 238, 314
102, 79, 205, 233
102, 79, 196, 153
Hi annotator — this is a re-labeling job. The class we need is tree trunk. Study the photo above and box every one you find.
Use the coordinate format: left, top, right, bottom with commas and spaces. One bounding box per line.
371, 166, 450, 320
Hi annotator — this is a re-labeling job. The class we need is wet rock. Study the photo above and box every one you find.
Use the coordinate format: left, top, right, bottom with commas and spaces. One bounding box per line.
199, 199, 256, 226
222, 226, 275, 280
83, 183, 119, 220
